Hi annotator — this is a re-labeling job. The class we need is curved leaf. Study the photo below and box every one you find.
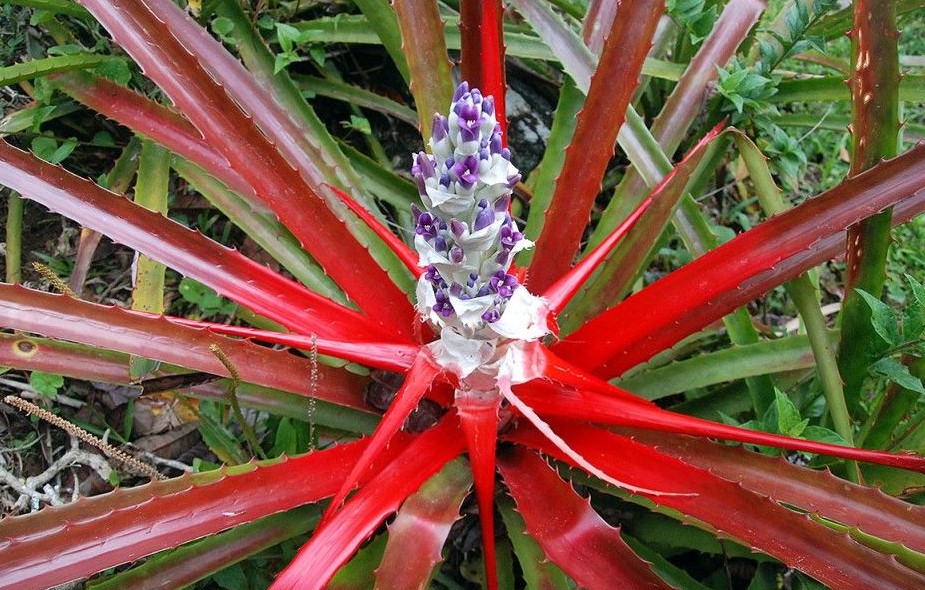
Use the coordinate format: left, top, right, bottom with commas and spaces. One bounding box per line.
270, 416, 465, 590
498, 446, 673, 590
374, 458, 471, 590
557, 143, 925, 377
516, 376, 925, 472
0, 140, 394, 344
588, 0, 764, 250
459, 0, 507, 137
508, 423, 925, 590
392, 0, 454, 140
0, 53, 112, 86
526, 0, 665, 292
0, 333, 380, 433
0, 285, 370, 409
88, 506, 321, 590
0, 441, 368, 590
74, 0, 415, 334
624, 429, 925, 554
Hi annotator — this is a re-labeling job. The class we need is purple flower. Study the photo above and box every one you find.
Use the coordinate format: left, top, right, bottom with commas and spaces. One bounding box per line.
473, 199, 494, 231
415, 212, 442, 241
433, 290, 454, 317
451, 155, 480, 189
489, 271, 518, 298
499, 221, 523, 250
481, 308, 501, 323
424, 265, 442, 283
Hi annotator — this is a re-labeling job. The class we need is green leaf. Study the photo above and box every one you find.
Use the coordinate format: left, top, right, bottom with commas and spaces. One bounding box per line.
800, 425, 851, 447
770, 389, 806, 437
31, 136, 78, 164
177, 276, 237, 318
856, 288, 900, 347
870, 357, 925, 395
212, 562, 247, 590
29, 371, 64, 396
903, 274, 925, 340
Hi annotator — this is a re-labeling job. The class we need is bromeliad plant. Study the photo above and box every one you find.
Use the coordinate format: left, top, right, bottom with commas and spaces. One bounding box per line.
2, 0, 925, 588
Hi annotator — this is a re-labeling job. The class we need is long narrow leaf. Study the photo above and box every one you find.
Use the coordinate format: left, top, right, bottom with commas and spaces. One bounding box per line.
392, 0, 454, 140
498, 447, 673, 590
526, 0, 664, 292
0, 140, 394, 344
74, 0, 415, 333
374, 458, 472, 590
624, 429, 925, 553
270, 416, 465, 590
0, 285, 370, 409
459, 0, 507, 137
557, 143, 925, 377
508, 424, 925, 590
0, 441, 368, 590
515, 381, 925, 472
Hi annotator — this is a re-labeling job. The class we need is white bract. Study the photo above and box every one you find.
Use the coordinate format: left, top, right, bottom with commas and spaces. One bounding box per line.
411, 83, 550, 382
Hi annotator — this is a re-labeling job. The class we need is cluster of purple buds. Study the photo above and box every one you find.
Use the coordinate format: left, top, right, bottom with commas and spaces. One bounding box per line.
412, 82, 531, 335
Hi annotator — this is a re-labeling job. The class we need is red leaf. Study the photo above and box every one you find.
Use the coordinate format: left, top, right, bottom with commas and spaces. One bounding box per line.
375, 459, 472, 590
327, 184, 420, 276
0, 285, 370, 410
557, 142, 925, 377
515, 380, 925, 472
0, 140, 396, 345
166, 318, 419, 373
0, 441, 368, 589
392, 0, 454, 141
624, 428, 925, 553
75, 0, 416, 335
456, 388, 503, 590
508, 424, 925, 590
324, 351, 441, 520
526, 0, 665, 291
459, 0, 507, 139
52, 71, 251, 199
270, 416, 465, 590
498, 447, 673, 590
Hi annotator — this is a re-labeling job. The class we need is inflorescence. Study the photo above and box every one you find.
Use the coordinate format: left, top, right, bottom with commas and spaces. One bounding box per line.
412, 82, 548, 349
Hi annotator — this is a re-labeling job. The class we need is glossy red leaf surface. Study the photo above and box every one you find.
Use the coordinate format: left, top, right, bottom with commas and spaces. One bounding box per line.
270, 416, 466, 590
545, 123, 725, 318
624, 429, 925, 553
375, 459, 472, 590
456, 389, 503, 590
527, 0, 664, 292
164, 318, 418, 373
74, 0, 415, 335
572, 124, 729, 325
559, 142, 925, 377
589, 0, 763, 248
0, 140, 396, 344
516, 380, 925, 472
328, 184, 420, 276
509, 424, 925, 590
0, 285, 368, 409
0, 441, 367, 590
498, 447, 672, 590
326, 351, 439, 519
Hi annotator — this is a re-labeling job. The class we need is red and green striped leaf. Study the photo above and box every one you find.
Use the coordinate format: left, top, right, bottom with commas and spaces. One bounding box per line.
374, 458, 472, 589
270, 416, 465, 590
0, 285, 369, 409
